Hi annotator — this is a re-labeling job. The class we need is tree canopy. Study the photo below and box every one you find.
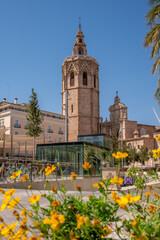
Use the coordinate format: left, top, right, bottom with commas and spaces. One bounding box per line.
144, 0, 160, 105
26, 88, 43, 138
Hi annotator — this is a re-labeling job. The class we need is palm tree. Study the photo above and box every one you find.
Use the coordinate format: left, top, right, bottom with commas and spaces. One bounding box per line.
144, 0, 160, 105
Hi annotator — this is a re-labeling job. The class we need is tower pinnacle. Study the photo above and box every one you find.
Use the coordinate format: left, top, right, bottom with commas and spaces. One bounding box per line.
72, 25, 87, 56
79, 17, 81, 30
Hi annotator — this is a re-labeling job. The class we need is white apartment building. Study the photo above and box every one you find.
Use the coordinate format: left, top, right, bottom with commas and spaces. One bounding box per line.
0, 98, 65, 158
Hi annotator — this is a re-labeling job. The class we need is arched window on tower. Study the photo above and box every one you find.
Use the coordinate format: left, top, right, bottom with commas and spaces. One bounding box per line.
78, 48, 83, 55
83, 72, 87, 85
94, 75, 96, 88
79, 38, 82, 43
70, 72, 74, 86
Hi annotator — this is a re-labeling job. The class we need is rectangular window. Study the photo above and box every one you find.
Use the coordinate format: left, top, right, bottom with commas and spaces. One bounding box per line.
71, 104, 73, 113
15, 119, 19, 125
15, 131, 19, 135
58, 127, 63, 134
0, 119, 4, 128
14, 119, 21, 128
48, 125, 53, 133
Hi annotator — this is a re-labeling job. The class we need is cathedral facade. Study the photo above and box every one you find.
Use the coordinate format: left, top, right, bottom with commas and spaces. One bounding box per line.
62, 26, 159, 153
101, 92, 158, 151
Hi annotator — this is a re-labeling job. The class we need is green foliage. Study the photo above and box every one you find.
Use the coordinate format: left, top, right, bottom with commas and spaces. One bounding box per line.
127, 147, 139, 165
111, 131, 118, 153
144, 0, 160, 106
26, 88, 43, 138
127, 166, 148, 190
0, 161, 160, 239
138, 146, 149, 165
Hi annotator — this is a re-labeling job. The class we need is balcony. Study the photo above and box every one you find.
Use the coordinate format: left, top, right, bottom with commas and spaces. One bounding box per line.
14, 124, 21, 128
47, 129, 53, 133
58, 131, 63, 134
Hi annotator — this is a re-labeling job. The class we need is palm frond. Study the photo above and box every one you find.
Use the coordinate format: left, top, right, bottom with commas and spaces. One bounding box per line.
152, 55, 160, 74
146, 4, 160, 25
144, 24, 160, 47
151, 38, 160, 58
154, 79, 160, 106
149, 0, 160, 6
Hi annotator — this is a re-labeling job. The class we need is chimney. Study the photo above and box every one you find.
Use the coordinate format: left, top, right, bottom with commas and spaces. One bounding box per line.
14, 98, 18, 104
3, 98, 6, 102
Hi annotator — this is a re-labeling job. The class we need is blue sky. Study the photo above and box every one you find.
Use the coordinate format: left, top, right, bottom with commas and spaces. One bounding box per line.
0, 0, 159, 126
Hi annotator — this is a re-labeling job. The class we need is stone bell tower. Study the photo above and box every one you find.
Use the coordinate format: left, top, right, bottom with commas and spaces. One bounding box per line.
62, 24, 100, 142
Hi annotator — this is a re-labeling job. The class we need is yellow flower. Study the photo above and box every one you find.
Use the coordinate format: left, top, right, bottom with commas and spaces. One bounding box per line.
131, 220, 137, 227
93, 182, 104, 188
92, 218, 100, 227
155, 135, 160, 142
20, 216, 28, 226
29, 236, 39, 240
103, 225, 112, 236
70, 231, 80, 239
43, 212, 65, 230
45, 165, 56, 176
125, 194, 134, 203
88, 195, 93, 199
58, 214, 65, 224
111, 192, 119, 202
10, 170, 22, 179
51, 186, 57, 192
3, 188, 16, 197
147, 204, 157, 214
1, 197, 10, 211
0, 188, 4, 194
1, 222, 17, 237
28, 194, 41, 205
152, 148, 160, 159
70, 172, 77, 181
144, 191, 151, 197
21, 174, 29, 182
111, 192, 141, 208
82, 162, 92, 170
110, 176, 123, 185
43, 218, 51, 225
51, 200, 59, 207
8, 197, 21, 210
28, 185, 32, 190
112, 151, 128, 159
0, 223, 5, 230
125, 194, 141, 203
28, 211, 33, 217
76, 214, 85, 229
132, 195, 141, 202
116, 197, 128, 209
21, 208, 26, 217
153, 193, 159, 199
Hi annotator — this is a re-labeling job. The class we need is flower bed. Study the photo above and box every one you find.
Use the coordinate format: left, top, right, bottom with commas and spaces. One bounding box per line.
0, 152, 159, 239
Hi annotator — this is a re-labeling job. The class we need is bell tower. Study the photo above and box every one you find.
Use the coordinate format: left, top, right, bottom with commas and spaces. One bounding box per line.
62, 25, 100, 142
